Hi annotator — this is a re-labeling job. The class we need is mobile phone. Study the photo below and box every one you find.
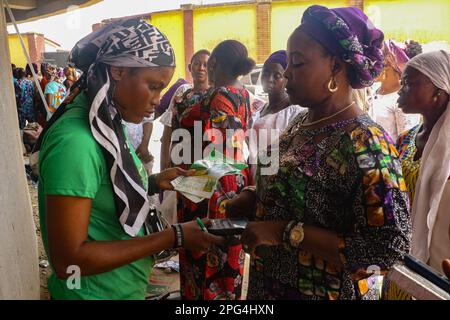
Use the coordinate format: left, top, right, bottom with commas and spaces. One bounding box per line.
206, 218, 248, 236
404, 254, 450, 294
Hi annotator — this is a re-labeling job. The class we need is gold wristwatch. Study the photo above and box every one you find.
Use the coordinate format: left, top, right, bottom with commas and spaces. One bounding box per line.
289, 222, 305, 248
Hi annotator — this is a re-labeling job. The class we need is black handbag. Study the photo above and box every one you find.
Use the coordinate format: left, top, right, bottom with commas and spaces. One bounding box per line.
144, 205, 177, 262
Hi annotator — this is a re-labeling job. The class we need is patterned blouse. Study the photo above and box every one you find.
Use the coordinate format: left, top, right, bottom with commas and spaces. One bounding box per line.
248, 112, 411, 300
171, 87, 211, 168
17, 78, 35, 124
172, 87, 211, 132
396, 125, 421, 204
172, 86, 252, 300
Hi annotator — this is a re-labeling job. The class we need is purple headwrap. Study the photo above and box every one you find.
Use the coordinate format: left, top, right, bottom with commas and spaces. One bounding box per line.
156, 78, 189, 115
264, 50, 288, 70
297, 5, 384, 89
382, 39, 409, 75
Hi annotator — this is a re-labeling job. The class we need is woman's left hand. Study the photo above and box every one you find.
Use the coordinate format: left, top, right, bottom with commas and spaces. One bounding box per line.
155, 167, 196, 191
241, 221, 289, 258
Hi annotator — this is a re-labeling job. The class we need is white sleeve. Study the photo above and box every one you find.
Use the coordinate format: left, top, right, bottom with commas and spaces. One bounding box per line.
277, 105, 305, 129
159, 108, 173, 127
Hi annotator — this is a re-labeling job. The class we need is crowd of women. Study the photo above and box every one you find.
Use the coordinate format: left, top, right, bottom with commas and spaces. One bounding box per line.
11, 62, 77, 152
27, 4, 450, 300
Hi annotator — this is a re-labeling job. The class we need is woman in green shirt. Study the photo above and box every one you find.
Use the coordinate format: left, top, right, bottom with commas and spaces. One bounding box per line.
35, 19, 224, 300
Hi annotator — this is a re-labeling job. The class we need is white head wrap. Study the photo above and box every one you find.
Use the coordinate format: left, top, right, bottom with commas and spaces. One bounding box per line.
408, 50, 450, 263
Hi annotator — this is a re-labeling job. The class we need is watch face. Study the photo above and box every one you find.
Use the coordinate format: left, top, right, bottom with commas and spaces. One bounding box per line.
291, 228, 302, 241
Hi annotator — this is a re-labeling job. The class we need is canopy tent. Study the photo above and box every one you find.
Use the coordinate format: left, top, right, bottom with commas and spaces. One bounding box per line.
0, 0, 101, 299
5, 0, 101, 24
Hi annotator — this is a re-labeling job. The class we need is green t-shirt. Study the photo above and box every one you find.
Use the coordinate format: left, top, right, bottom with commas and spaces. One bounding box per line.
38, 92, 153, 300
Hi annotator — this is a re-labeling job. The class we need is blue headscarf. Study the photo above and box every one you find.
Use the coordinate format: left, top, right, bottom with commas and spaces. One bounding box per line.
264, 50, 288, 70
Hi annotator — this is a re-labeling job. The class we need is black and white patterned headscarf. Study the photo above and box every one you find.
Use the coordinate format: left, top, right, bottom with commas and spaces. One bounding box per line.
35, 19, 176, 236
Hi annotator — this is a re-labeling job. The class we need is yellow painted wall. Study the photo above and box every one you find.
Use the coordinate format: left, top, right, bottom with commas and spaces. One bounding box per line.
272, 0, 350, 52
148, 11, 186, 87
8, 35, 29, 68
365, 0, 450, 43
193, 5, 257, 61
271, 0, 350, 52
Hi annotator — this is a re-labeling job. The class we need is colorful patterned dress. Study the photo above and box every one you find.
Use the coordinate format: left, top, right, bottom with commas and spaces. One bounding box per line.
14, 78, 26, 130
248, 112, 411, 300
17, 78, 36, 124
396, 125, 421, 204
172, 86, 252, 300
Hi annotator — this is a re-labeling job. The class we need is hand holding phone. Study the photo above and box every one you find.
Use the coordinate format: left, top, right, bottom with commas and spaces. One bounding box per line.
206, 218, 249, 236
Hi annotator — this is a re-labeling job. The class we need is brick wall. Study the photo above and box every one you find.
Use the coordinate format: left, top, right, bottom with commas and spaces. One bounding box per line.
26, 33, 45, 65
256, 1, 271, 64
349, 0, 364, 11
183, 7, 194, 82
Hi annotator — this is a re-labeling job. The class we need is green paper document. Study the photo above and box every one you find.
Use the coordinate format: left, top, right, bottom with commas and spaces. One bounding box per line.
170, 151, 247, 203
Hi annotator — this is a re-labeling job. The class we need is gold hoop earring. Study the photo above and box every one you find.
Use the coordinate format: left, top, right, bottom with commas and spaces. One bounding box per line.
328, 78, 338, 93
